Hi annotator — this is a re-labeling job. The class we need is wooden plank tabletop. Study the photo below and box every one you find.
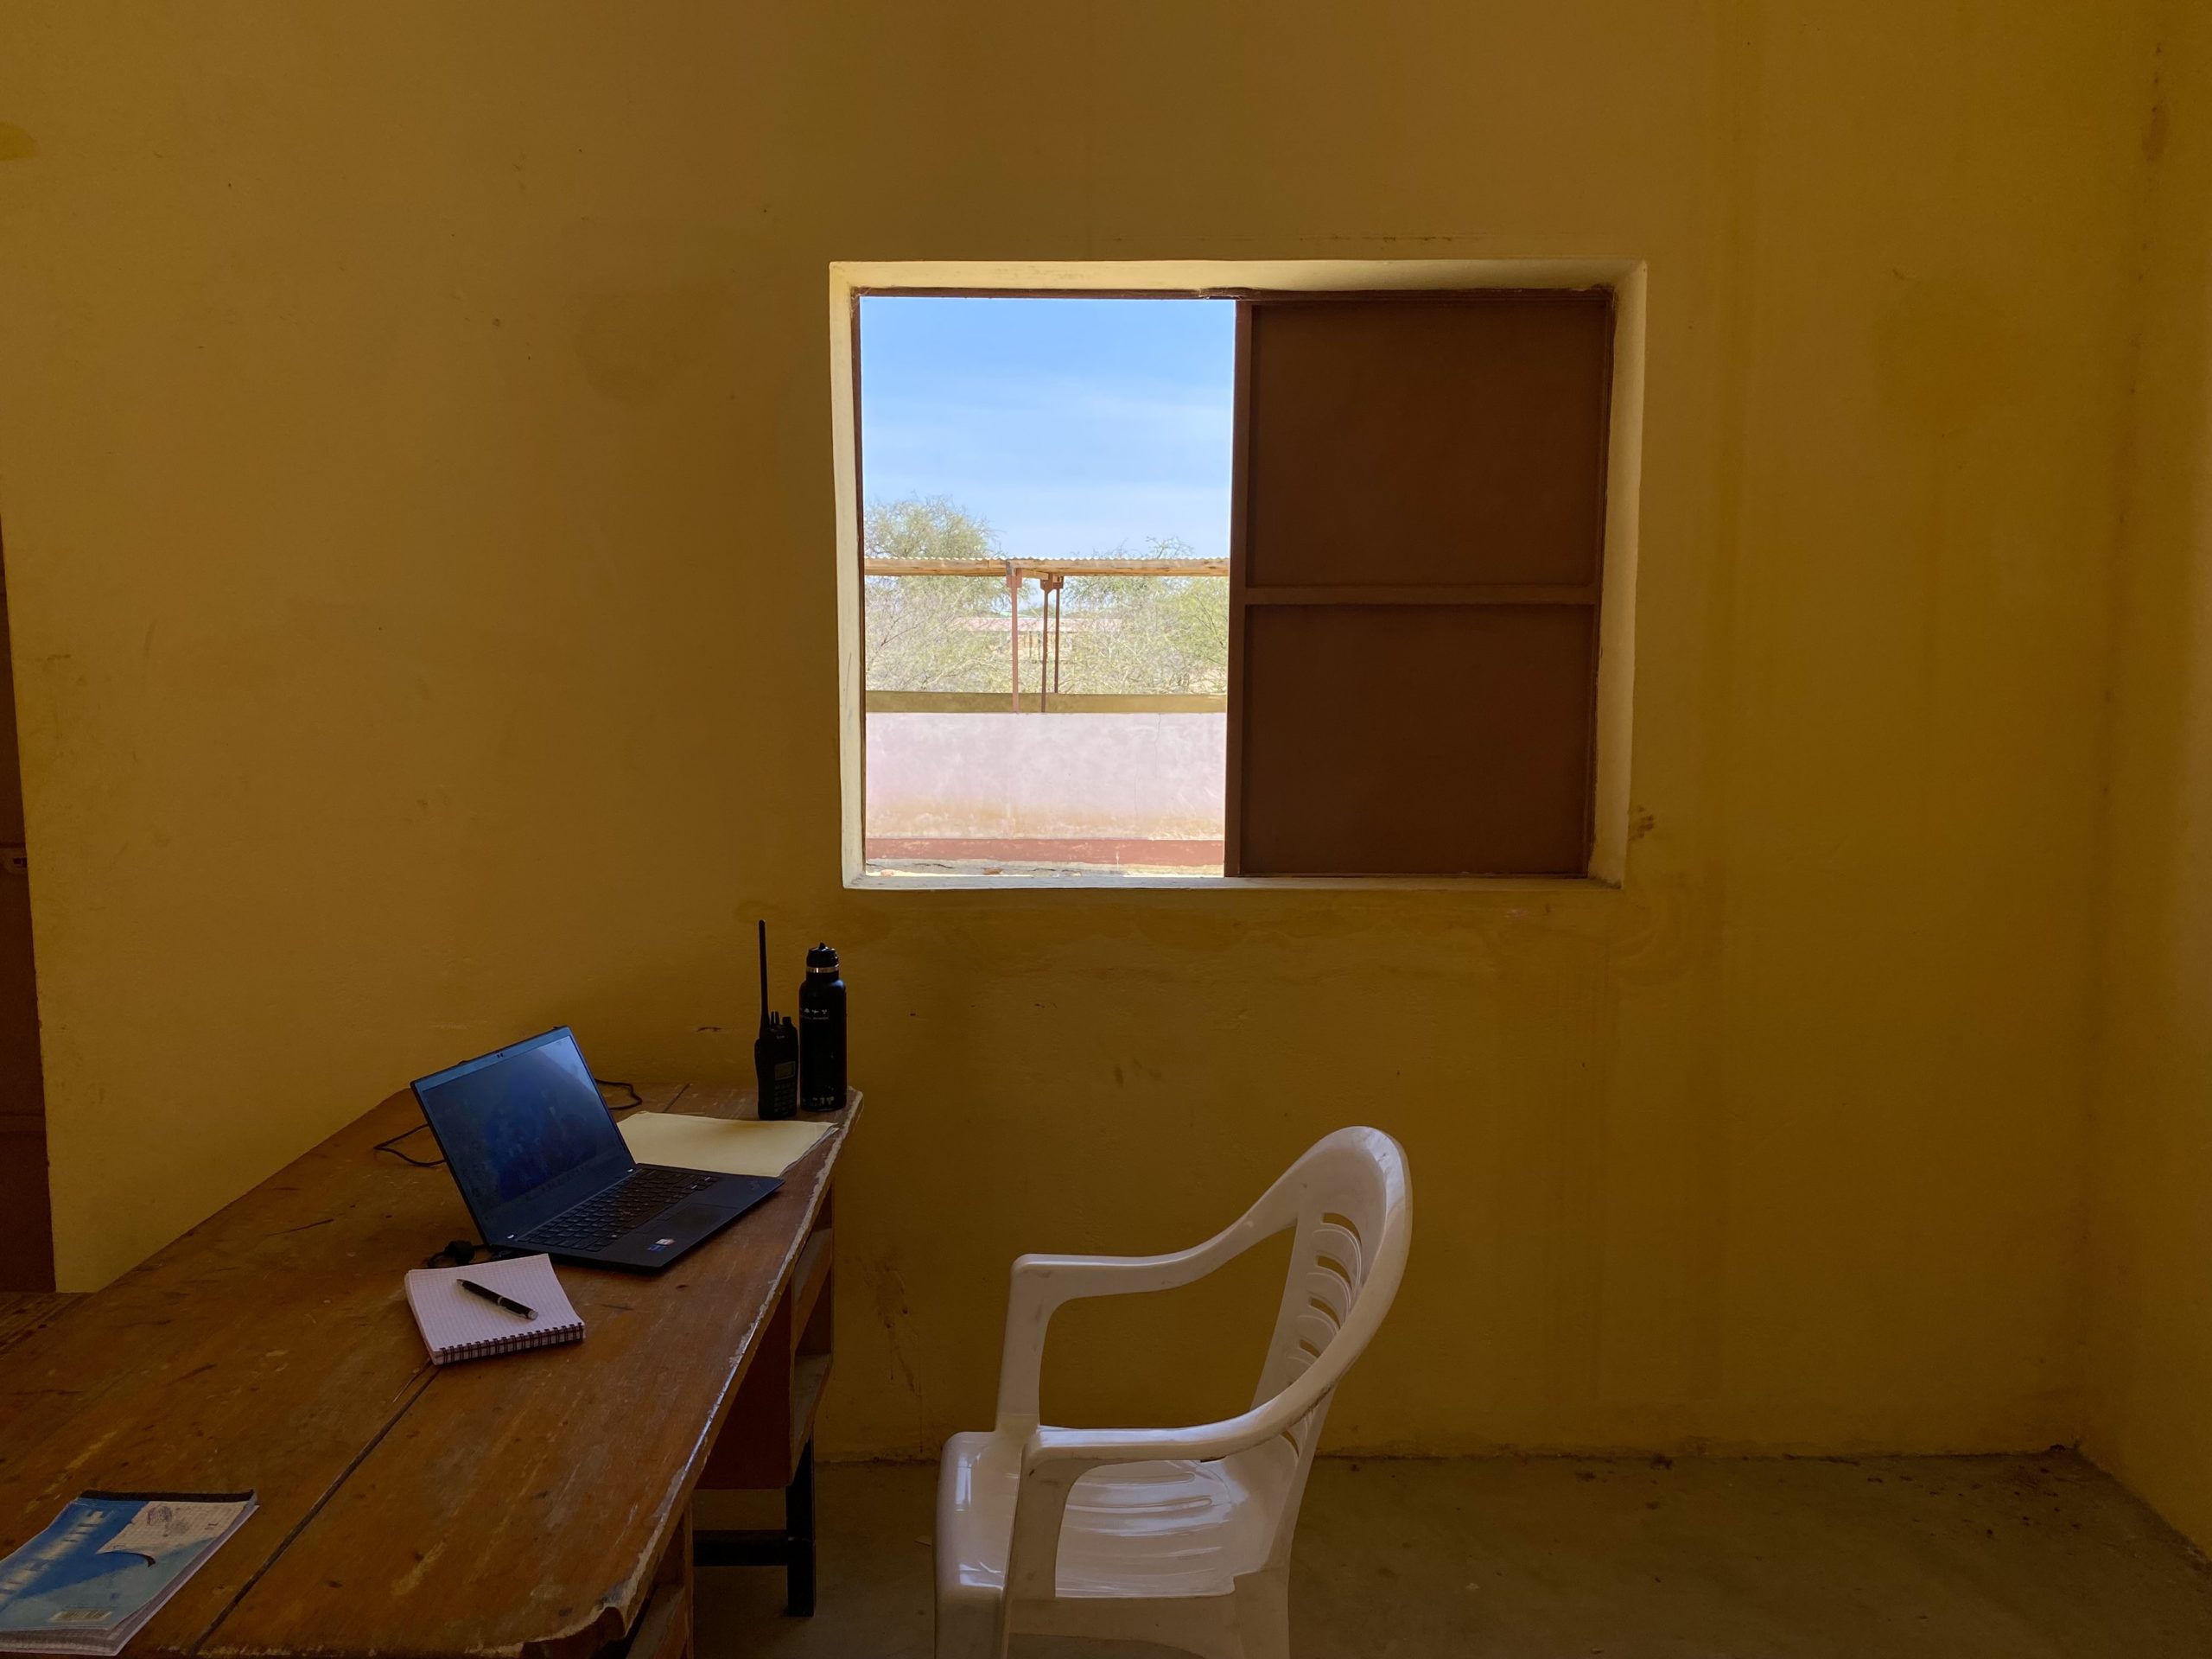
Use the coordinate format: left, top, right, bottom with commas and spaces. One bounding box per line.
0, 1082, 855, 1659
0, 1293, 73, 1356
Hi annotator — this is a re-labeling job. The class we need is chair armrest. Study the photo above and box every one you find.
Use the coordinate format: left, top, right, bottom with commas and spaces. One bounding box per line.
1013, 1245, 1236, 1303
993, 1230, 1271, 1429
1027, 1395, 1306, 1468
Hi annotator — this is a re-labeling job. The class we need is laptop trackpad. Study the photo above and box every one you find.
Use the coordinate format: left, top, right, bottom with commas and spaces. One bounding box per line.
660, 1201, 732, 1236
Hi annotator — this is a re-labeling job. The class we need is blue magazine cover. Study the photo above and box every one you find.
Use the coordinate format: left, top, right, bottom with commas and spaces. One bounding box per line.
0, 1492, 256, 1656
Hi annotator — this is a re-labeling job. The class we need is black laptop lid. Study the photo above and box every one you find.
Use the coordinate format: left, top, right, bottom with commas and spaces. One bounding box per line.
411, 1027, 635, 1246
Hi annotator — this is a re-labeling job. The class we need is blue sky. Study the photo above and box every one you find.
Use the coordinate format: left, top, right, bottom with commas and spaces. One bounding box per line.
858, 296, 1234, 562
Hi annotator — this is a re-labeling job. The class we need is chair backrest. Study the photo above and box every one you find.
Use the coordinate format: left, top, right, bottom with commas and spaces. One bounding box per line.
1232, 1126, 1411, 1571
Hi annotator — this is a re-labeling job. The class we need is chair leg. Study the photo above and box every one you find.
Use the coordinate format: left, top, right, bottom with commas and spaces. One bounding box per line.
1233, 1574, 1290, 1659
933, 1597, 998, 1659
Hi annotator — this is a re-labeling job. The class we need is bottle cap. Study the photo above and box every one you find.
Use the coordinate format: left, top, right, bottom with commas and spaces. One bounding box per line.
806, 943, 839, 971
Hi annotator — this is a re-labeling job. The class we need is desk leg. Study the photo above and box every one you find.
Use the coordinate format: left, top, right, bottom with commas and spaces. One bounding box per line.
694, 1437, 817, 1618
786, 1440, 816, 1617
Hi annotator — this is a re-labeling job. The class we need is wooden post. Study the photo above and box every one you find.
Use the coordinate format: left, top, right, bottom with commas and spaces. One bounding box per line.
1006, 562, 1022, 711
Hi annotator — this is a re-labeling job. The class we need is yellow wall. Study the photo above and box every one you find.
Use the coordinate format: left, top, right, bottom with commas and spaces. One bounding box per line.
0, 3, 2158, 1457
2087, 0, 2212, 1553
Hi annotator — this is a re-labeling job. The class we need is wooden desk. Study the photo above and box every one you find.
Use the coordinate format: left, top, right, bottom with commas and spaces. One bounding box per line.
0, 1082, 856, 1659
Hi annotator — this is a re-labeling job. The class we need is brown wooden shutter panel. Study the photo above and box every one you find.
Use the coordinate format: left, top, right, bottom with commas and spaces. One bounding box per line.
1227, 290, 1613, 876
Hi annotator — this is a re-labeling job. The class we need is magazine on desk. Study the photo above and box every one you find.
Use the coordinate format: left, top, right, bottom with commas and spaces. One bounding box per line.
0, 1492, 256, 1655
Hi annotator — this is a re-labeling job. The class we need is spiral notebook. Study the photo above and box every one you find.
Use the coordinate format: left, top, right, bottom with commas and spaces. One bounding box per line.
403, 1255, 583, 1365
0, 1491, 257, 1655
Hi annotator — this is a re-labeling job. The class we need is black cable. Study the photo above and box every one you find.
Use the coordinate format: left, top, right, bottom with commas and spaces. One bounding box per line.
595, 1077, 645, 1113
423, 1238, 529, 1269
373, 1122, 444, 1167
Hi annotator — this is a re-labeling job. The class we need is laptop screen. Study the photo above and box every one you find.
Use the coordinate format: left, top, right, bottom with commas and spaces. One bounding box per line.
411, 1027, 634, 1241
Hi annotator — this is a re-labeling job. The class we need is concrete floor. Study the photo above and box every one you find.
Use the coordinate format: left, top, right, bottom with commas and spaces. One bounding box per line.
697, 1453, 2212, 1657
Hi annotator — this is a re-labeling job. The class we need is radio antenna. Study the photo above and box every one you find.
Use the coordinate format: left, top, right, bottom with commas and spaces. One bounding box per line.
757, 919, 771, 1030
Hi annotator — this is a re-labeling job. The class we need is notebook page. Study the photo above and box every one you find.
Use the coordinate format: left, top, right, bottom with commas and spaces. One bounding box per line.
404, 1255, 581, 1361
618, 1111, 830, 1178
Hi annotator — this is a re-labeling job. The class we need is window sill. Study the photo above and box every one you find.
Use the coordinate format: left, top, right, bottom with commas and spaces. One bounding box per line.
845, 867, 1620, 893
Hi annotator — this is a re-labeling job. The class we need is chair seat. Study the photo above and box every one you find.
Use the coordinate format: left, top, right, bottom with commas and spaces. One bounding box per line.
938, 1430, 1295, 1603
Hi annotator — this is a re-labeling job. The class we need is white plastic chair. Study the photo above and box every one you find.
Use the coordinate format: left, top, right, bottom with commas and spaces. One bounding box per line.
936, 1127, 1413, 1659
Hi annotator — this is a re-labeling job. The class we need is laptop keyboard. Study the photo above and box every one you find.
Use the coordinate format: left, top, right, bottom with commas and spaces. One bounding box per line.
518, 1166, 721, 1253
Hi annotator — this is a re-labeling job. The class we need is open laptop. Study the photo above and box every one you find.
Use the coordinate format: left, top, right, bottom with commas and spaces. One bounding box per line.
411, 1027, 780, 1270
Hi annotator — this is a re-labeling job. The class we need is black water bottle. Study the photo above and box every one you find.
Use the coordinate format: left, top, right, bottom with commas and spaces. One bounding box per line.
798, 943, 847, 1112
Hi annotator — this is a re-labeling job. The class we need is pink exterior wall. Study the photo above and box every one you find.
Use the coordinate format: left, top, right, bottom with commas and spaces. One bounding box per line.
865, 713, 1225, 842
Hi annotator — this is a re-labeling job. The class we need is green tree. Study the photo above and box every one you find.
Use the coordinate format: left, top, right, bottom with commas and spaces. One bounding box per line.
1052, 537, 1228, 696
866, 494, 1001, 563
863, 497, 1012, 692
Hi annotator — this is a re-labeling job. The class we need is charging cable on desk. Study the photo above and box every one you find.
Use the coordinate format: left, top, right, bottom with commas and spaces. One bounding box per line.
372, 1121, 443, 1167
423, 1237, 528, 1269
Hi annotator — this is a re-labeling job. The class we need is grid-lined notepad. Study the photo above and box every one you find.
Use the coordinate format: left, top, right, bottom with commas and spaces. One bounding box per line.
403, 1255, 583, 1365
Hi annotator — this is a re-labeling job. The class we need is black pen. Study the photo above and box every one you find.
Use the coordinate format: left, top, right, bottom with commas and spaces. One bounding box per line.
459, 1278, 536, 1319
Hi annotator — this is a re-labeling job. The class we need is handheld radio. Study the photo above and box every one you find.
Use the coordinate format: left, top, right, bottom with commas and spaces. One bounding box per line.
753, 920, 799, 1121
